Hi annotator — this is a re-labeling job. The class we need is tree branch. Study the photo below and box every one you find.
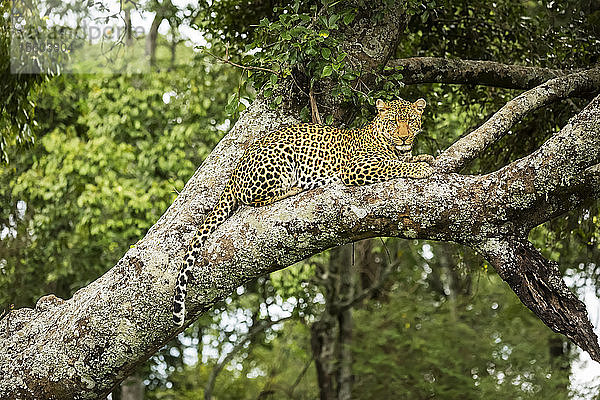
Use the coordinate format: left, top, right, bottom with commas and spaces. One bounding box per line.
2, 88, 600, 398
435, 68, 600, 173
492, 93, 600, 223
474, 238, 600, 362
205, 47, 280, 76
289, 356, 313, 397
388, 57, 573, 89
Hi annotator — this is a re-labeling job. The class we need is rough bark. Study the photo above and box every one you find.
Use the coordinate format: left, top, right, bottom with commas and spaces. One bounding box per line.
311, 313, 338, 400
388, 57, 573, 89
310, 245, 355, 400
474, 238, 599, 361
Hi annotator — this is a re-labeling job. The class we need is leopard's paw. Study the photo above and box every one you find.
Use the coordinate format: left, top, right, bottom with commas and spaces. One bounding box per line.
411, 154, 435, 165
411, 162, 435, 178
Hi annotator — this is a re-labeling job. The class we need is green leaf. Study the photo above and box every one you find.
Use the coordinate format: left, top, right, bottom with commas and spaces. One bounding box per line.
328, 14, 340, 28
321, 65, 333, 77
225, 94, 238, 114
343, 12, 356, 25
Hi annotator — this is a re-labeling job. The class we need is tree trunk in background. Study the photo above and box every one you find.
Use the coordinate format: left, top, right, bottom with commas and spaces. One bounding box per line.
337, 245, 354, 400
549, 338, 571, 391
311, 245, 355, 400
356, 239, 385, 296
311, 315, 337, 400
110, 388, 121, 400
124, 8, 133, 47
337, 307, 353, 400
120, 375, 144, 400
170, 25, 177, 69
146, 13, 162, 67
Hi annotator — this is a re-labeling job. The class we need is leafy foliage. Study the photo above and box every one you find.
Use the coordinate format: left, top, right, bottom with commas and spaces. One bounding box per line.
352, 242, 571, 399
0, 2, 49, 163
202, 0, 416, 125
0, 58, 237, 307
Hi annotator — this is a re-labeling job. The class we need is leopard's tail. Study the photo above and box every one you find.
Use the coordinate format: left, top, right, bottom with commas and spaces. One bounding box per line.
173, 183, 238, 327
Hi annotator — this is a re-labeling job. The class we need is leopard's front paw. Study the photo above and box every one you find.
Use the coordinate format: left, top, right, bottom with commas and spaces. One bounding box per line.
410, 162, 435, 178
411, 154, 435, 165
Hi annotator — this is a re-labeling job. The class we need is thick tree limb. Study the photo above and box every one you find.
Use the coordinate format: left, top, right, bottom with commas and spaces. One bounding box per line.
2, 71, 600, 398
435, 68, 600, 173
474, 238, 600, 361
388, 57, 572, 89
0, 99, 300, 400
2, 90, 599, 399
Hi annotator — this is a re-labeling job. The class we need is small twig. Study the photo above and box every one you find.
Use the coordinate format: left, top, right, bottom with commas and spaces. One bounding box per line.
348, 78, 369, 97
289, 356, 313, 396
379, 237, 392, 264
204, 46, 280, 76
290, 72, 309, 97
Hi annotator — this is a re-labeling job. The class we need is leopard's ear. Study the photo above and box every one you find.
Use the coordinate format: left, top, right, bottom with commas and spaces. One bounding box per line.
376, 99, 388, 116
413, 98, 427, 114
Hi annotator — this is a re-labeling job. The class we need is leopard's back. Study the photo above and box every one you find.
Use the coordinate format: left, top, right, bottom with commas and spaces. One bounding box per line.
234, 123, 351, 199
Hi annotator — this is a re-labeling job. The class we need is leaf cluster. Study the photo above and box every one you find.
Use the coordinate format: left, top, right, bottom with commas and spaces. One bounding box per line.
0, 59, 238, 308
0, 2, 48, 163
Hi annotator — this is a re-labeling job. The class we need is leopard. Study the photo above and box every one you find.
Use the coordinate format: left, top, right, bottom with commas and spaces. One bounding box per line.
173, 97, 435, 326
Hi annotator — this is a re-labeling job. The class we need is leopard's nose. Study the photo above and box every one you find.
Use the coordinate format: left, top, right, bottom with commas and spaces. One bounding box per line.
396, 121, 408, 134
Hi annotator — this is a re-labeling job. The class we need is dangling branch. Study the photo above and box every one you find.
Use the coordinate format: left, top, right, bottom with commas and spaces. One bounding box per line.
309, 87, 322, 125
475, 238, 600, 362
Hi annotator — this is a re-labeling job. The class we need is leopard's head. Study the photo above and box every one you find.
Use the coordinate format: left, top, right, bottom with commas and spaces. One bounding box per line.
373, 98, 426, 155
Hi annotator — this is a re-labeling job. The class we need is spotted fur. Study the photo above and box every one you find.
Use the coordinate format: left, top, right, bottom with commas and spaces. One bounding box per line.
173, 98, 434, 326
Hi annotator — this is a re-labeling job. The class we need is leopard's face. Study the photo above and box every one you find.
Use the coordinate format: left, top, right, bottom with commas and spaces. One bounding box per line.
373, 98, 426, 155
